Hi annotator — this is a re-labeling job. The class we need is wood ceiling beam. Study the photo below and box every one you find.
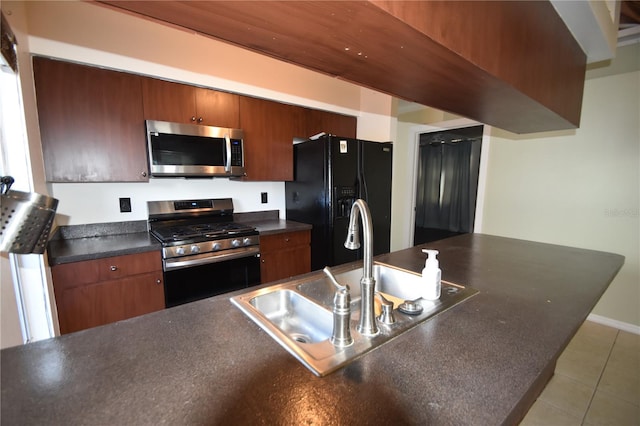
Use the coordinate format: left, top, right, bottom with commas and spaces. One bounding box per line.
97, 1, 586, 134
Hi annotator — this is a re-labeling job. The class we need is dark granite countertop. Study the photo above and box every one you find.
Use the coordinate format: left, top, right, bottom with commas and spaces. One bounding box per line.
235, 209, 312, 235
46, 213, 311, 265
3, 234, 623, 425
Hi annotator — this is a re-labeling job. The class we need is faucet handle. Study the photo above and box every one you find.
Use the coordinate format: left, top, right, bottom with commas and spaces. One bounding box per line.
323, 266, 350, 310
323, 267, 348, 293
324, 267, 353, 347
375, 293, 396, 325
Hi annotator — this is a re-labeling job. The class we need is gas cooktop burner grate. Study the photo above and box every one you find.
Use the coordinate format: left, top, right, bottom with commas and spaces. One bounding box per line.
151, 222, 257, 244
147, 198, 259, 246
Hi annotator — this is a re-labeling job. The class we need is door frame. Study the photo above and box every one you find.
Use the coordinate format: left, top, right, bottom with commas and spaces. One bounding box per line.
406, 119, 492, 247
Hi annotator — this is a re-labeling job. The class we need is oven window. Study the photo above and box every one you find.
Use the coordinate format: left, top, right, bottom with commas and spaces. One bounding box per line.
163, 255, 260, 308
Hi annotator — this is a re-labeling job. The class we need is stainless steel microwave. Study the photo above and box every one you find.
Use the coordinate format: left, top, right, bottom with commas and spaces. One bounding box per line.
146, 120, 245, 178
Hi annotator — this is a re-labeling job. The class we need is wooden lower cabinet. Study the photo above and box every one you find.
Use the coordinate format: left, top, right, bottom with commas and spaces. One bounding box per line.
260, 230, 311, 284
51, 251, 164, 334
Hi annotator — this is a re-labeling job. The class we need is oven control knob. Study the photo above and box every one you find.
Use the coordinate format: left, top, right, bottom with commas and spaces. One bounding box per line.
175, 247, 185, 256
242, 237, 252, 246
212, 242, 221, 251
231, 239, 241, 248
190, 245, 200, 254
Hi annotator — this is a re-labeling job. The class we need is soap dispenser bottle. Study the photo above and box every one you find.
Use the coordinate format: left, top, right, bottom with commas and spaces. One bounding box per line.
421, 249, 441, 300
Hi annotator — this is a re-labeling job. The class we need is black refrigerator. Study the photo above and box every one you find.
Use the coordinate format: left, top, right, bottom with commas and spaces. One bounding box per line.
285, 134, 393, 271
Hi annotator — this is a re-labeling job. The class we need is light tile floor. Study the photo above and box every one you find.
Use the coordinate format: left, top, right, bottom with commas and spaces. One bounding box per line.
520, 321, 640, 426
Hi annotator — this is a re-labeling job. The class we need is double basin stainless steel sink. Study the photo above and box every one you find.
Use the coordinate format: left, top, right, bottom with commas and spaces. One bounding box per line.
230, 261, 478, 376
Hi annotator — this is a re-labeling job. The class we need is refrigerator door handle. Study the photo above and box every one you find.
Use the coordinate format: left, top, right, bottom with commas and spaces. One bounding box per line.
359, 172, 369, 202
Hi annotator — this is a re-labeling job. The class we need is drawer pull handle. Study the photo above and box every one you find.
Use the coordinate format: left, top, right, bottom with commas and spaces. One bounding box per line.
110, 265, 118, 271
285, 238, 290, 242
156, 279, 161, 285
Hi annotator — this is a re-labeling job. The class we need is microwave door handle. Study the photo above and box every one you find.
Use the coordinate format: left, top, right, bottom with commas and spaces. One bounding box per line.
225, 133, 232, 173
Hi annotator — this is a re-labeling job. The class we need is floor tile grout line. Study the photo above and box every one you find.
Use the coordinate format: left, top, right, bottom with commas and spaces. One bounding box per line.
579, 329, 620, 425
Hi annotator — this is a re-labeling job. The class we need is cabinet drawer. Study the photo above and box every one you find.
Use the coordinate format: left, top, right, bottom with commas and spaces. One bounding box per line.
260, 230, 310, 252
52, 251, 162, 290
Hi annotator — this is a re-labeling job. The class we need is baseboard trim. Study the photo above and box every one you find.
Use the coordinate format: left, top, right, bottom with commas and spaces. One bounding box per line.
588, 313, 640, 335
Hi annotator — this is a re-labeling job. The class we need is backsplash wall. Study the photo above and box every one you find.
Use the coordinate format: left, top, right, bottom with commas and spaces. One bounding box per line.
50, 179, 285, 226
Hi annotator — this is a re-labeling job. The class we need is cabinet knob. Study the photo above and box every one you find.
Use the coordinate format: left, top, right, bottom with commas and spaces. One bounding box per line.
141, 171, 147, 178
261, 259, 265, 263
285, 238, 290, 242
197, 117, 203, 123
156, 279, 162, 285
191, 116, 196, 122
110, 265, 118, 271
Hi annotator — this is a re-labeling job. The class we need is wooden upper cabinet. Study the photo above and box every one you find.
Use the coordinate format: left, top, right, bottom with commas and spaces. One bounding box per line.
239, 98, 356, 181
239, 96, 294, 181
33, 57, 148, 182
32, 58, 356, 183
304, 108, 357, 139
290, 106, 356, 140
141, 78, 195, 124
141, 77, 239, 128
194, 86, 240, 128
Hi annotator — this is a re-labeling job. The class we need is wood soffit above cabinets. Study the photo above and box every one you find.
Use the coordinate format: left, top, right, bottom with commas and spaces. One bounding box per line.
97, 1, 587, 134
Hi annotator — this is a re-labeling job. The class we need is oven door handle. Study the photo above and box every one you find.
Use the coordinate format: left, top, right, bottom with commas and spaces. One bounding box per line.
163, 246, 260, 271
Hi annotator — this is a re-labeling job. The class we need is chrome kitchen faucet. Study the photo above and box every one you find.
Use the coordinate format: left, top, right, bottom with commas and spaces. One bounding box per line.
344, 199, 379, 336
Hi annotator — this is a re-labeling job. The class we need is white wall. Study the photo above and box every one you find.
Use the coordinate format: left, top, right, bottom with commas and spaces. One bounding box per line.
51, 180, 286, 225
393, 44, 639, 330
481, 44, 640, 329
390, 120, 415, 251
1, 2, 58, 347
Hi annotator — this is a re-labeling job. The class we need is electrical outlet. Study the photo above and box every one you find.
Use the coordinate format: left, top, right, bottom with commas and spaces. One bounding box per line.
119, 197, 132, 213
261, 192, 268, 204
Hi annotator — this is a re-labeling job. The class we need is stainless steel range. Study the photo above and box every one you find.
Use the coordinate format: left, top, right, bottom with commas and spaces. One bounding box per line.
148, 198, 261, 307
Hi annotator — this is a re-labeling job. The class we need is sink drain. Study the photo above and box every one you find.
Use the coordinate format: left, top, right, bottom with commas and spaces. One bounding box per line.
290, 333, 311, 344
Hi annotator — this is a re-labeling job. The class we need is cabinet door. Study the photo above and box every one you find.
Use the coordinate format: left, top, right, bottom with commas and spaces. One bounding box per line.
239, 96, 294, 181
122, 273, 165, 320
290, 104, 310, 140
194, 88, 240, 128
260, 231, 311, 283
33, 57, 148, 182
261, 248, 311, 284
305, 109, 357, 138
142, 77, 197, 124
142, 78, 240, 128
56, 272, 164, 334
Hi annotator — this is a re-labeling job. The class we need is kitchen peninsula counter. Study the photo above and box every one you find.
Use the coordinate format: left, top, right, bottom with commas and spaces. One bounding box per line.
2, 234, 623, 425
